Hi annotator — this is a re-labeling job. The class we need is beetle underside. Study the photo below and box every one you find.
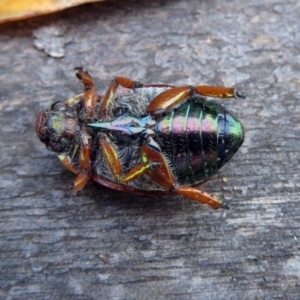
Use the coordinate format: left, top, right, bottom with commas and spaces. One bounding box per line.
36, 68, 245, 209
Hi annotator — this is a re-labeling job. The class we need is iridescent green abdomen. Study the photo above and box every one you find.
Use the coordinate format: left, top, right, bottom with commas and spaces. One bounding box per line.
155, 96, 244, 185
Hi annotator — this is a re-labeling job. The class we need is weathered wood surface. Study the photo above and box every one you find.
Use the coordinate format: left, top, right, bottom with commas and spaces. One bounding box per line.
0, 0, 299, 299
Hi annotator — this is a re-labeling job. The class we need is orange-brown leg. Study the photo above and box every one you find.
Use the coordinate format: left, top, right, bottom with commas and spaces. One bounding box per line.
147, 85, 246, 115
100, 77, 143, 117
119, 141, 174, 189
175, 186, 222, 209
97, 135, 153, 183
58, 152, 89, 193
58, 153, 78, 174
72, 139, 91, 194
74, 67, 98, 116
58, 130, 92, 195
99, 136, 122, 180
120, 161, 164, 184
64, 93, 84, 108
96, 134, 166, 185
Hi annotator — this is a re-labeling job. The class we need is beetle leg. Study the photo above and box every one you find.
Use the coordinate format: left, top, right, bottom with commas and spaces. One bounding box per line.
120, 161, 162, 183
98, 134, 158, 183
143, 83, 176, 88
120, 162, 151, 183
74, 67, 98, 116
119, 135, 163, 182
58, 130, 92, 195
175, 186, 222, 209
99, 136, 122, 180
98, 134, 157, 184
71, 130, 92, 195
100, 77, 143, 116
58, 153, 79, 174
147, 85, 246, 116
57, 147, 91, 195
64, 93, 84, 108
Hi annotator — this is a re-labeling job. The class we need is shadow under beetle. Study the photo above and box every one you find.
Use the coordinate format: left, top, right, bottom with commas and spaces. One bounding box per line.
36, 68, 245, 209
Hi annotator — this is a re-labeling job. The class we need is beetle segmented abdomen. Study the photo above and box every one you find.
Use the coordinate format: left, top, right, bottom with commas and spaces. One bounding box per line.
217, 111, 244, 169
156, 96, 244, 185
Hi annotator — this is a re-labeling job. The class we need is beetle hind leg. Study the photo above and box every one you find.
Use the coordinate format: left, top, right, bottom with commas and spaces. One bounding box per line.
175, 186, 223, 209
147, 85, 246, 116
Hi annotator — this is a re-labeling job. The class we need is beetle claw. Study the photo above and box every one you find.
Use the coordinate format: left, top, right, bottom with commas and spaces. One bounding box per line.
220, 202, 230, 210
69, 187, 76, 197
234, 90, 247, 99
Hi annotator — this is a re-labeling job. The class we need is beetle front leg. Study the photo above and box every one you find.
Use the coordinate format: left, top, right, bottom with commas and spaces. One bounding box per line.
57, 152, 90, 194
58, 131, 92, 195
58, 153, 79, 174
72, 138, 91, 194
147, 85, 246, 116
74, 67, 98, 116
100, 77, 143, 117
64, 93, 84, 108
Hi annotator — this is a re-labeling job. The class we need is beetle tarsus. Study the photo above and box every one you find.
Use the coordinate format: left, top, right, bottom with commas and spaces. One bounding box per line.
74, 66, 83, 72
69, 185, 77, 197
220, 202, 230, 210
133, 82, 144, 89
234, 90, 247, 99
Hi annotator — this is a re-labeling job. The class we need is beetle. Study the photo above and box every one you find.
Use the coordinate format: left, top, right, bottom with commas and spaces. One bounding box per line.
36, 67, 245, 209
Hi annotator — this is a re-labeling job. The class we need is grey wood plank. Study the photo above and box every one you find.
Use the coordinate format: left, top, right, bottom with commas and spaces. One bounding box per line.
0, 0, 299, 299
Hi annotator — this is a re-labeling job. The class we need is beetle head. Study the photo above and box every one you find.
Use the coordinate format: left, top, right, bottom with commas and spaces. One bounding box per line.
36, 102, 78, 153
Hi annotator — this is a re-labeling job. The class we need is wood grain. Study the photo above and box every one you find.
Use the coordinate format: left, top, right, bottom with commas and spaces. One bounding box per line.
0, 0, 299, 299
